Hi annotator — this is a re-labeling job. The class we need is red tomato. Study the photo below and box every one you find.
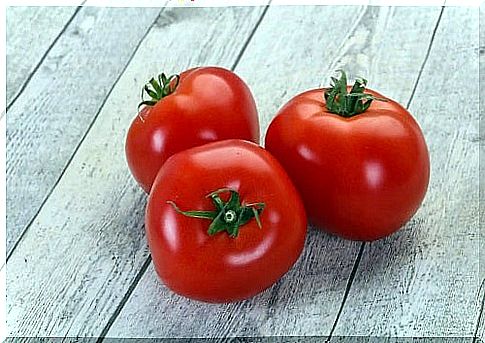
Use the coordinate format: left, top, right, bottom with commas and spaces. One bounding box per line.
146, 140, 307, 303
265, 72, 430, 241
126, 67, 259, 193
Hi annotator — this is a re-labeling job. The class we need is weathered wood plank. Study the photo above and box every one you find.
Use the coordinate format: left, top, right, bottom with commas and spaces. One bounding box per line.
106, 6, 442, 338
333, 7, 480, 337
6, 6, 268, 338
6, 6, 80, 107
5, 6, 161, 257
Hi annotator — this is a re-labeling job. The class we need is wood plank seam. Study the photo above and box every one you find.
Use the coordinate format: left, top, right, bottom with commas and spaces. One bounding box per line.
92, 4, 272, 341
326, 243, 365, 342
473, 278, 485, 342
4, 2, 86, 117
93, 255, 153, 343
406, 6, 445, 109
230, 0, 272, 70
324, 6, 446, 340
4, 5, 166, 266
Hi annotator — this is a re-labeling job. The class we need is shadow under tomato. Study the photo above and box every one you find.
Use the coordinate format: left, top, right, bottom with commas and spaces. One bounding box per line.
232, 225, 361, 336
240, 216, 426, 336
343, 215, 427, 302
145, 216, 425, 338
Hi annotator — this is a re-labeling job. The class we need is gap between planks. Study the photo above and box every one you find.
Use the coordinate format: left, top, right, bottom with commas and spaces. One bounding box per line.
473, 278, 485, 342
325, 243, 365, 342
4, 1, 86, 116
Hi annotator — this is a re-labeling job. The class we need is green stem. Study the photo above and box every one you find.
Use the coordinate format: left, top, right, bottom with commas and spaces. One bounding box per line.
167, 188, 265, 238
324, 70, 387, 117
138, 72, 180, 109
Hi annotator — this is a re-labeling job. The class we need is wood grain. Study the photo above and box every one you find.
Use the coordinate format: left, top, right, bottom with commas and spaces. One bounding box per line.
333, 7, 480, 337
6, 6, 80, 106
6, 6, 268, 338
106, 6, 442, 339
5, 6, 161, 256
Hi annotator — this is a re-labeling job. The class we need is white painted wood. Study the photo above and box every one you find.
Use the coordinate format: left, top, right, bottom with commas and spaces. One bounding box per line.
6, 6, 80, 106
333, 7, 481, 337
107, 6, 442, 338
5, 6, 161, 256
6, 6, 268, 338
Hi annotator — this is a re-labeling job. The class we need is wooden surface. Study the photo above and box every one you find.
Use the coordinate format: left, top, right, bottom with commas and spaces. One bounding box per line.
5, 4, 482, 341
6, 6, 80, 107
5, 6, 161, 257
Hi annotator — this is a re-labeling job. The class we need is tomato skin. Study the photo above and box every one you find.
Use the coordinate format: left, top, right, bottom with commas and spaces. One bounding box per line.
146, 140, 307, 303
265, 88, 430, 241
125, 67, 259, 193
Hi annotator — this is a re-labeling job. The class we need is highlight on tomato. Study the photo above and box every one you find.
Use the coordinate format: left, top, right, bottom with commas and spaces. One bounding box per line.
145, 140, 307, 303
265, 70, 430, 241
125, 66, 259, 193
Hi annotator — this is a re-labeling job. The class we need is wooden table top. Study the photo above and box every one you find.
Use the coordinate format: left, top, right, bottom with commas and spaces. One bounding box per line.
4, 3, 483, 342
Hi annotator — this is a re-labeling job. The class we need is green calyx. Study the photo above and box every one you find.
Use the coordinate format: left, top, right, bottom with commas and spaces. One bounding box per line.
167, 188, 265, 238
324, 70, 387, 117
138, 72, 180, 109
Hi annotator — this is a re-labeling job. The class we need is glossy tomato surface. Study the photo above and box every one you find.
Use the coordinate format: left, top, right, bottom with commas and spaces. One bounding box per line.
146, 140, 307, 303
126, 67, 259, 193
265, 88, 430, 241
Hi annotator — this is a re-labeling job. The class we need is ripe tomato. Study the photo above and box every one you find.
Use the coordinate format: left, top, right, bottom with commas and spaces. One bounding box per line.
265, 71, 430, 241
125, 67, 259, 193
146, 140, 307, 303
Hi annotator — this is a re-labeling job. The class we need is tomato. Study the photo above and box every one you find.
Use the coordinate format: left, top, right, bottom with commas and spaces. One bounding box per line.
146, 140, 307, 303
265, 71, 430, 241
125, 67, 259, 193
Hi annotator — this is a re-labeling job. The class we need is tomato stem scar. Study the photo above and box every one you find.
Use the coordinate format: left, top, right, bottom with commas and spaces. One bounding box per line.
224, 210, 237, 223
324, 70, 387, 117
167, 188, 265, 238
